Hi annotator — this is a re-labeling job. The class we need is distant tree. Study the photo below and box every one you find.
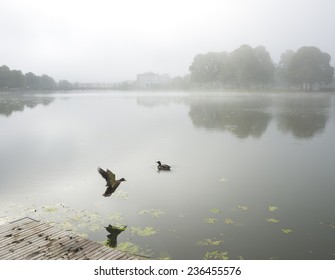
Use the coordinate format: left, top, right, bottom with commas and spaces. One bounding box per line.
9, 70, 24, 88
24, 72, 39, 89
253, 45, 275, 87
58, 80, 73, 90
0, 65, 11, 89
277, 49, 296, 88
217, 51, 234, 87
230, 44, 259, 88
38, 74, 56, 89
189, 52, 221, 87
288, 46, 334, 90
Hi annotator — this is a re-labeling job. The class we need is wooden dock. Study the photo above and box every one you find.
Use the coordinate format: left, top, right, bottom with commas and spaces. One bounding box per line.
0, 217, 145, 260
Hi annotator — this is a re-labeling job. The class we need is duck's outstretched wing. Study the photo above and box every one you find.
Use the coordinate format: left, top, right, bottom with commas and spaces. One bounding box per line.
98, 167, 116, 186
106, 169, 116, 184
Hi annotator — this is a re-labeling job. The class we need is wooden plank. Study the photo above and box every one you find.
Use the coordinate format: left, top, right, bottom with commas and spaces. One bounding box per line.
28, 235, 82, 260
1, 227, 67, 259
16, 231, 75, 260
0, 222, 54, 248
0, 218, 36, 235
0, 218, 146, 260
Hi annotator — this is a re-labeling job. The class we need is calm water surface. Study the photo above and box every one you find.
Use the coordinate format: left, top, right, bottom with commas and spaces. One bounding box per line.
0, 90, 334, 260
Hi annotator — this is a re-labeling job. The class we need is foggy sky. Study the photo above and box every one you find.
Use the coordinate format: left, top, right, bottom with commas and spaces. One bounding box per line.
1, 0, 335, 83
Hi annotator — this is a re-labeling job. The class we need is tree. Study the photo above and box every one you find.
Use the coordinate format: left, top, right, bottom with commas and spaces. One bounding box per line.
277, 49, 295, 88
288, 46, 334, 90
0, 65, 11, 89
24, 72, 39, 89
9, 70, 24, 88
39, 74, 56, 89
253, 45, 275, 87
217, 51, 234, 87
230, 44, 259, 88
189, 52, 221, 87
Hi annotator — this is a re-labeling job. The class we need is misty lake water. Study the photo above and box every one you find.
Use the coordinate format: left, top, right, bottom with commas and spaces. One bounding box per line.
0, 90, 334, 260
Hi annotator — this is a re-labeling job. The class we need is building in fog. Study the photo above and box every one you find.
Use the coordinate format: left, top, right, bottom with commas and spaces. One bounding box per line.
136, 72, 171, 89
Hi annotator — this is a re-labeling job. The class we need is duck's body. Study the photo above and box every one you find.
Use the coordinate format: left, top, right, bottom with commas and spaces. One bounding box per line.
98, 167, 126, 197
156, 161, 171, 171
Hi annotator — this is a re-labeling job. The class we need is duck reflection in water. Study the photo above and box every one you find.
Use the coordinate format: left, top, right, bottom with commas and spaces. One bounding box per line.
105, 224, 127, 248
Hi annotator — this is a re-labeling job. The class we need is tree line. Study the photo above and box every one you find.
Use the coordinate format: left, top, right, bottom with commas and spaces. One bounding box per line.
0, 65, 73, 90
189, 45, 334, 90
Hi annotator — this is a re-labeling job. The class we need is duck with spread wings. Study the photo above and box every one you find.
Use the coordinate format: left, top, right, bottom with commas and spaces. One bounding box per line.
98, 167, 126, 197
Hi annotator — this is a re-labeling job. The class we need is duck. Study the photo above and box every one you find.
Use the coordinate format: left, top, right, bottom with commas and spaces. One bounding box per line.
98, 167, 126, 197
156, 161, 171, 171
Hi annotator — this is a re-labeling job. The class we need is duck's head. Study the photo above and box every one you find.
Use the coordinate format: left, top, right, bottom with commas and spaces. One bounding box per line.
156, 161, 161, 165
119, 178, 126, 182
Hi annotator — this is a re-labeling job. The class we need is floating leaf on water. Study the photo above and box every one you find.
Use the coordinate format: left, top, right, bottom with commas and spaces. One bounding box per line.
139, 209, 164, 218
117, 242, 140, 255
210, 208, 221, 214
61, 222, 74, 230
138, 210, 150, 215
204, 251, 229, 260
224, 218, 234, 224
151, 209, 164, 218
43, 207, 58, 213
237, 205, 248, 211
77, 232, 88, 238
203, 218, 218, 224
130, 226, 157, 236
109, 212, 123, 222
268, 206, 278, 212
197, 238, 222, 246
267, 218, 280, 223
281, 229, 293, 234
159, 251, 172, 260
115, 190, 129, 200
89, 224, 102, 231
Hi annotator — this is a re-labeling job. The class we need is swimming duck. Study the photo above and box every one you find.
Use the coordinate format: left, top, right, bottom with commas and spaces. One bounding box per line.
156, 161, 171, 171
98, 167, 126, 197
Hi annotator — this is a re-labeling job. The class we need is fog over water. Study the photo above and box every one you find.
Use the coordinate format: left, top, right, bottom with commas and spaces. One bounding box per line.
1, 0, 335, 82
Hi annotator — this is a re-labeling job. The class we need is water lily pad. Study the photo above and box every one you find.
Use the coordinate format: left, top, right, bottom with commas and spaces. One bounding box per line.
139, 209, 164, 218
267, 218, 280, 223
197, 238, 222, 246
220, 177, 228, 183
224, 218, 234, 224
130, 226, 157, 236
117, 242, 152, 257
204, 251, 229, 260
210, 208, 221, 214
117, 242, 141, 255
43, 207, 59, 213
109, 212, 123, 222
203, 218, 218, 224
268, 206, 278, 212
158, 251, 172, 260
281, 229, 293, 234
115, 190, 129, 199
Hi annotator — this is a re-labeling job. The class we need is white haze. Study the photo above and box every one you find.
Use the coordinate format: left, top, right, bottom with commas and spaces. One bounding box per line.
1, 0, 335, 83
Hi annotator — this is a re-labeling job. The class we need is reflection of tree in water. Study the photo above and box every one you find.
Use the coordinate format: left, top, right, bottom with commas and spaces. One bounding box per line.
136, 95, 185, 108
188, 97, 272, 139
276, 94, 330, 139
0, 93, 54, 117
105, 224, 127, 248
